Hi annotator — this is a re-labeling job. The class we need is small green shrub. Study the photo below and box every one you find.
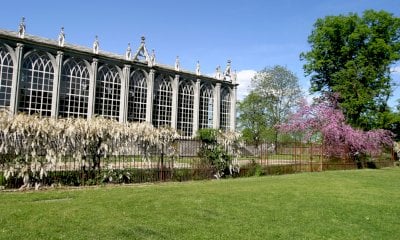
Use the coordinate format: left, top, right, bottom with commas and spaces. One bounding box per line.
197, 129, 219, 144
197, 129, 233, 178
242, 160, 265, 177
101, 168, 133, 184
171, 169, 192, 182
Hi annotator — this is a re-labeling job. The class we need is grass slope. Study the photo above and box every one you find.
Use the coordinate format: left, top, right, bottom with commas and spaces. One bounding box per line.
1, 168, 400, 239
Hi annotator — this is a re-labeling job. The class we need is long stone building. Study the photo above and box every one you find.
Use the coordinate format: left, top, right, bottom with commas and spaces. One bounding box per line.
0, 19, 237, 137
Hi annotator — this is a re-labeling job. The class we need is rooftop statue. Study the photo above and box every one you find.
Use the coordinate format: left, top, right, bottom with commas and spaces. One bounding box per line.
18, 17, 26, 38
224, 60, 232, 81
196, 61, 201, 76
149, 49, 156, 67
175, 56, 180, 71
125, 43, 131, 60
231, 70, 237, 84
215, 66, 222, 80
93, 35, 99, 54
58, 27, 65, 47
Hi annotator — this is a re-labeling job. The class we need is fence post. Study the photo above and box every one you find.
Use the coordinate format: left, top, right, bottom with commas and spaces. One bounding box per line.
160, 144, 164, 181
266, 142, 269, 173
310, 143, 313, 172
320, 143, 323, 171
260, 142, 263, 166
258, 142, 263, 172
293, 142, 296, 172
299, 141, 302, 172
391, 147, 396, 167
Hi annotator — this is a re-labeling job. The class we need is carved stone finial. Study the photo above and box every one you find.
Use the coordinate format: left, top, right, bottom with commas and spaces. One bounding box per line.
196, 61, 201, 76
215, 65, 222, 80
58, 27, 65, 47
18, 17, 26, 38
224, 60, 232, 81
175, 56, 180, 71
93, 35, 99, 54
149, 49, 156, 66
133, 36, 150, 62
232, 70, 237, 84
125, 43, 131, 60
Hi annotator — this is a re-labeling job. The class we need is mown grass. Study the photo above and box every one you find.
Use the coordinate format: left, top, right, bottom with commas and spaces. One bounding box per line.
1, 168, 400, 239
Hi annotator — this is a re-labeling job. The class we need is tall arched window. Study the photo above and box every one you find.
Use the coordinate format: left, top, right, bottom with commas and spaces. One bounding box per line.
0, 45, 13, 108
177, 80, 194, 137
220, 87, 231, 131
95, 65, 121, 120
19, 51, 54, 116
152, 74, 172, 128
127, 70, 147, 122
59, 59, 90, 118
199, 84, 214, 129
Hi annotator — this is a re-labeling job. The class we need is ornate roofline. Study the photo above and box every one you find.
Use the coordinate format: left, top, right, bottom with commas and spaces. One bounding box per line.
0, 28, 238, 86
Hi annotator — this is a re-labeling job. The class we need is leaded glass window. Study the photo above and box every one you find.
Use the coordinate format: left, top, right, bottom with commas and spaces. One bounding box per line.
0, 45, 13, 108
199, 84, 213, 129
19, 51, 54, 116
127, 70, 147, 122
59, 59, 90, 118
220, 87, 231, 131
177, 80, 194, 137
94, 65, 121, 120
152, 74, 172, 128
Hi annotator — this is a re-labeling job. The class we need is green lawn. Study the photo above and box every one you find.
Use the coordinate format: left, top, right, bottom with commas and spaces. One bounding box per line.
1, 168, 400, 239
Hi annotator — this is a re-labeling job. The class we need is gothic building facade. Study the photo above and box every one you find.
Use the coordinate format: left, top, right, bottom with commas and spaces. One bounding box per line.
0, 20, 237, 137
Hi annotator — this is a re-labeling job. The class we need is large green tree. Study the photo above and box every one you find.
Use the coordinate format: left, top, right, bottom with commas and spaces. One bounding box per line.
237, 91, 271, 146
301, 10, 400, 129
237, 65, 303, 146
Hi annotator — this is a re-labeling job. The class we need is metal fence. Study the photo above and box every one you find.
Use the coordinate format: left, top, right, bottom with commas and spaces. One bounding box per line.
238, 142, 395, 175
0, 140, 395, 189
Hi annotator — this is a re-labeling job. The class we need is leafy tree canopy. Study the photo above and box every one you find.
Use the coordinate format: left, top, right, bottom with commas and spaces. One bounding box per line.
237, 91, 271, 145
237, 65, 303, 145
301, 10, 400, 129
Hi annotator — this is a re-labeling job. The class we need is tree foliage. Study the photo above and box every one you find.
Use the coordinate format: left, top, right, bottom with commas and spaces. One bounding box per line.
301, 10, 400, 129
237, 65, 303, 145
237, 92, 271, 146
278, 95, 393, 165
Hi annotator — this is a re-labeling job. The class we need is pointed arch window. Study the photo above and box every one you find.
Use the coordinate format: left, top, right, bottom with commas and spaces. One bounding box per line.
59, 59, 90, 118
220, 87, 231, 131
152, 74, 172, 128
95, 65, 121, 120
0, 45, 13, 108
177, 80, 194, 137
127, 70, 147, 122
19, 51, 54, 116
199, 84, 214, 129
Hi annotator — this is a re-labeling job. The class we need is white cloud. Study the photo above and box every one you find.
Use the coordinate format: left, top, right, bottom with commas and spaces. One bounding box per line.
208, 69, 313, 103
236, 69, 257, 100
391, 65, 400, 74
302, 87, 319, 105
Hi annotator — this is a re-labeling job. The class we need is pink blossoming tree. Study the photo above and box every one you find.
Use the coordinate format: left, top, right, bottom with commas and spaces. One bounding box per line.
278, 95, 393, 165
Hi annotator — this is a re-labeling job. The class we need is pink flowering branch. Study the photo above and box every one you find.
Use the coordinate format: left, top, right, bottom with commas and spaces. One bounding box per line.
277, 96, 393, 160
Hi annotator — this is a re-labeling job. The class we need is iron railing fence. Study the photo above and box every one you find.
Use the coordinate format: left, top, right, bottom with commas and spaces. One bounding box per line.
0, 139, 395, 189
238, 141, 395, 176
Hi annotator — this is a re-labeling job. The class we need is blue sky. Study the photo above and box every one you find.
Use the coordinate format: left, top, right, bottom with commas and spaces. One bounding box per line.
1, 0, 399, 104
